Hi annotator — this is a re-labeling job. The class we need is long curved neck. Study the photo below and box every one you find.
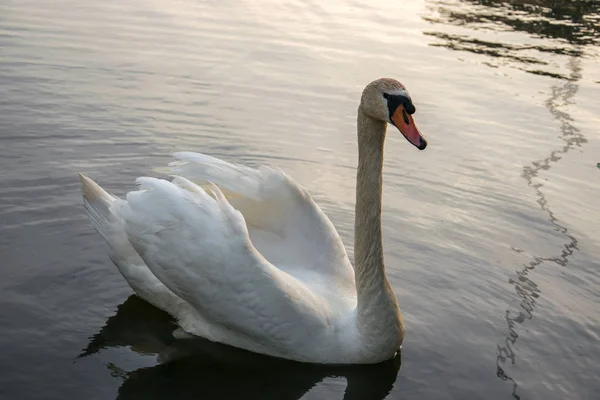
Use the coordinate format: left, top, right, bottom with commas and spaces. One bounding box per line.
354, 107, 403, 352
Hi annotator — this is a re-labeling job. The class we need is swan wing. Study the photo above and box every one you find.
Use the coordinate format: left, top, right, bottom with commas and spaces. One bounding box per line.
168, 152, 355, 291
120, 176, 333, 353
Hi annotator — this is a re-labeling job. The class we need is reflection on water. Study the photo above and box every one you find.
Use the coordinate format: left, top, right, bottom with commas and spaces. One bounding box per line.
424, 31, 582, 80
428, 0, 600, 45
424, 1, 592, 398
424, 0, 599, 79
497, 55, 584, 400
426, 0, 600, 45
79, 296, 401, 400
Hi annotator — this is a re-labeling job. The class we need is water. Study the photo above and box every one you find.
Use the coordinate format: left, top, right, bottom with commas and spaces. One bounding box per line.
1, 0, 598, 399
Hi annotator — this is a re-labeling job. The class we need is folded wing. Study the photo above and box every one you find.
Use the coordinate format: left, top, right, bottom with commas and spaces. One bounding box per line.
120, 176, 332, 352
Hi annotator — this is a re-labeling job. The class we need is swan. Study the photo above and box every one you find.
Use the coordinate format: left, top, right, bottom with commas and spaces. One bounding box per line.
79, 78, 427, 365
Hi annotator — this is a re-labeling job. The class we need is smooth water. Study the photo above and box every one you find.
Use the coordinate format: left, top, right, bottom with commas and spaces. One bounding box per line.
1, 0, 599, 399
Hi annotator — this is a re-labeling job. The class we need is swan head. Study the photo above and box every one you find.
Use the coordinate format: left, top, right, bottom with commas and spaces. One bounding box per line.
360, 78, 427, 150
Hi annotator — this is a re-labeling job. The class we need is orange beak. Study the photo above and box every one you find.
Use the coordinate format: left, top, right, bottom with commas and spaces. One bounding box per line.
391, 106, 427, 150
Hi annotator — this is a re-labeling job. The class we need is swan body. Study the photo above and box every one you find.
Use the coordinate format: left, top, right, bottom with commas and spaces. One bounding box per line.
79, 78, 427, 364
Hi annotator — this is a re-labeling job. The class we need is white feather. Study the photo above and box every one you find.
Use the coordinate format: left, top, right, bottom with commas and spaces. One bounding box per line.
78, 154, 362, 363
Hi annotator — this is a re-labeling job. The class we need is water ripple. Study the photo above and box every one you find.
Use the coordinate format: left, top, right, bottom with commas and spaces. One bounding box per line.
496, 56, 585, 400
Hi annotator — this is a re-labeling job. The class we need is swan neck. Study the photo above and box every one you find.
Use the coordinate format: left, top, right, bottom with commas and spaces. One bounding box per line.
354, 107, 403, 352
355, 108, 386, 282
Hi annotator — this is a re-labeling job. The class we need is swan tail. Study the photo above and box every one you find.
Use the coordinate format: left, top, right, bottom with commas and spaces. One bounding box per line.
78, 173, 121, 243
78, 174, 170, 303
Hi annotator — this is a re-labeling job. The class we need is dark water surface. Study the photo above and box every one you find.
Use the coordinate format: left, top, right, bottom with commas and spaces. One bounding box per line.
1, 0, 599, 399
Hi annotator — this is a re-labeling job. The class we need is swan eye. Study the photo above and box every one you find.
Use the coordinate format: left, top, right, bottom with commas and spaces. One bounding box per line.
402, 108, 410, 125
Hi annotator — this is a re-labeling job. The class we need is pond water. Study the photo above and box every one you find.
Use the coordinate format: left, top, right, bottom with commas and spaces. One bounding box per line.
1, 0, 599, 399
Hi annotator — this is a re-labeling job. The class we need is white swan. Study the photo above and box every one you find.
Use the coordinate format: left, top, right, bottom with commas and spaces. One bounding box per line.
79, 78, 427, 364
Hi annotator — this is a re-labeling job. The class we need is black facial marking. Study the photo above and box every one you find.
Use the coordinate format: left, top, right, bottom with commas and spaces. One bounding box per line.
385, 93, 416, 124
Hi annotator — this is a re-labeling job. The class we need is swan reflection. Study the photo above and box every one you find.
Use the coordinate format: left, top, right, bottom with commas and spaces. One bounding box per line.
80, 295, 402, 400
